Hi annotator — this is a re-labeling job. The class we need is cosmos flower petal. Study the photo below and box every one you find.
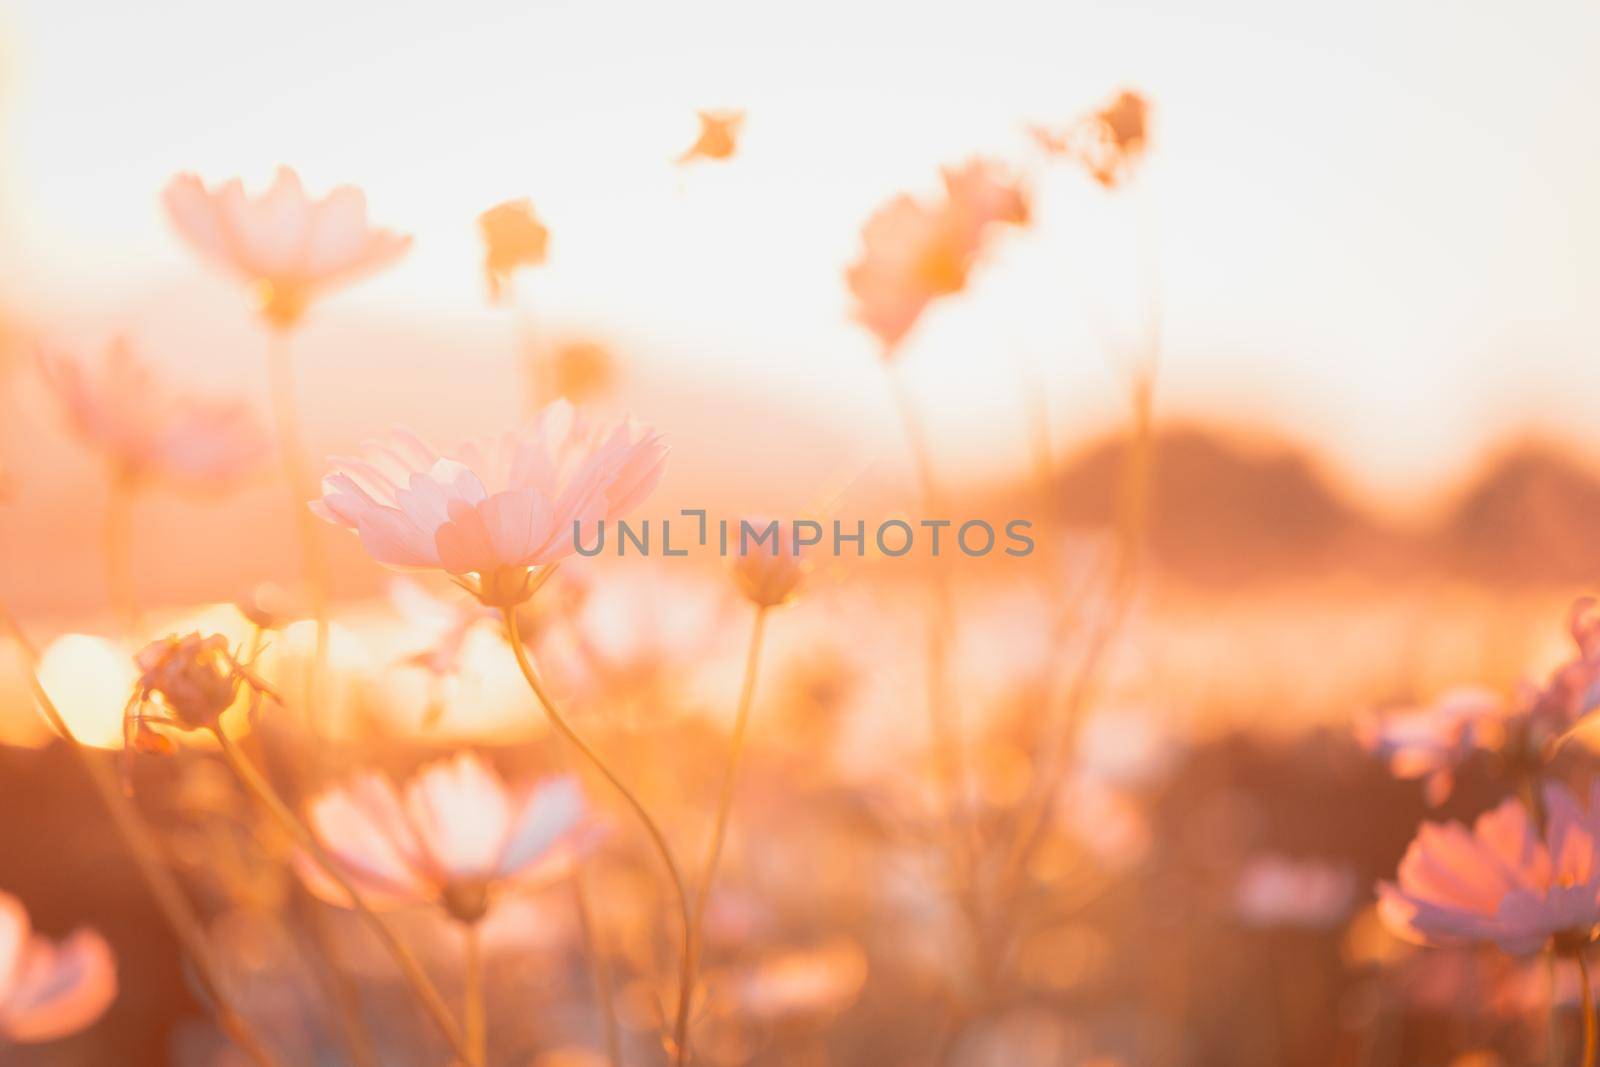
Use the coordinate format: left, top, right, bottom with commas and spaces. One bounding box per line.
498, 775, 586, 878
403, 754, 514, 879
0, 924, 116, 1044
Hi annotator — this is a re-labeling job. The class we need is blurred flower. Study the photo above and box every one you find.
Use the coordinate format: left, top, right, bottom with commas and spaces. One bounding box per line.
1517, 596, 1600, 746
941, 159, 1031, 234
1033, 89, 1150, 189
545, 338, 618, 405
38, 339, 267, 490
313, 399, 666, 606
1234, 854, 1356, 928
1379, 782, 1600, 955
0, 892, 117, 1044
730, 517, 809, 608
561, 562, 732, 699
236, 583, 296, 632
126, 632, 272, 738
732, 938, 868, 1022
302, 753, 588, 924
389, 578, 495, 677
1357, 686, 1504, 805
676, 109, 744, 164
163, 166, 411, 329
846, 159, 1029, 353
479, 198, 549, 303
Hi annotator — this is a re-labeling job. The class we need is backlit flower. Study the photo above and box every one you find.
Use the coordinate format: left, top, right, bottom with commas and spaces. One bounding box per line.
1516, 596, 1600, 744
941, 159, 1031, 236
730, 516, 809, 608
1379, 782, 1600, 955
846, 159, 1029, 354
313, 400, 666, 606
0, 893, 117, 1044
1357, 686, 1504, 805
389, 578, 495, 678
479, 198, 549, 303
38, 340, 267, 489
544, 339, 618, 405
734, 938, 868, 1022
163, 166, 411, 329
126, 632, 273, 740
302, 754, 588, 924
1033, 89, 1150, 189
1234, 855, 1356, 928
676, 109, 744, 164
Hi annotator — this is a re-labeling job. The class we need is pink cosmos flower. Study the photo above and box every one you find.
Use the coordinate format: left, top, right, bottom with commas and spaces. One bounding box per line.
1357, 686, 1504, 806
1234, 855, 1356, 929
846, 159, 1029, 354
1515, 596, 1600, 743
163, 166, 411, 329
38, 340, 267, 489
313, 400, 666, 606
0, 893, 117, 1044
302, 753, 588, 925
1379, 782, 1600, 955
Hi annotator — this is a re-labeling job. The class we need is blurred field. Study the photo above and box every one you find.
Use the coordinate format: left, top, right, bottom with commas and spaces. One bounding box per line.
0, 3, 1598, 1066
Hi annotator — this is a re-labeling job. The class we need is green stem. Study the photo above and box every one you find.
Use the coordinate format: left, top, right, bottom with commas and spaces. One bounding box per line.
209, 727, 477, 1067
500, 606, 694, 1066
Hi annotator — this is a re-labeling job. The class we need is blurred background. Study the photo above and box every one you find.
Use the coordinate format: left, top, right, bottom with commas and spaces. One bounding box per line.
0, 1, 1598, 1065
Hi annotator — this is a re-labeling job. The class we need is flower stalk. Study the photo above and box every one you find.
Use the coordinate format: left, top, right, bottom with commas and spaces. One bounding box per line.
676, 605, 770, 1064
463, 923, 486, 1067
0, 604, 283, 1067
500, 604, 694, 1066
1581, 948, 1598, 1067
265, 330, 330, 729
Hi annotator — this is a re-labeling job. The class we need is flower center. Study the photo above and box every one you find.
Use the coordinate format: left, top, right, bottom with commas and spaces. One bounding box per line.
475, 566, 535, 608
441, 879, 491, 926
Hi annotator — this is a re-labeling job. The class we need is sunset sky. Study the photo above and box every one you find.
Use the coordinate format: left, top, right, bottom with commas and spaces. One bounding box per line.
1, 0, 1596, 505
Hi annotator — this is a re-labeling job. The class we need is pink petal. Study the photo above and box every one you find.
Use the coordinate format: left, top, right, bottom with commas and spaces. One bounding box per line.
404, 754, 514, 880
0, 929, 116, 1043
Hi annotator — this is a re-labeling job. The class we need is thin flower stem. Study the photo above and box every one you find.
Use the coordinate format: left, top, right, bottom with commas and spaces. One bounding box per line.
500, 606, 695, 1066
298, 887, 381, 1067
1580, 948, 1597, 1067
463, 923, 486, 1067
208, 726, 478, 1067
242, 621, 378, 1067
884, 365, 985, 942
265, 330, 330, 731
676, 606, 769, 1065
105, 471, 139, 633
0, 605, 283, 1067
884, 367, 967, 806
570, 871, 624, 1067
999, 368, 1153, 898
